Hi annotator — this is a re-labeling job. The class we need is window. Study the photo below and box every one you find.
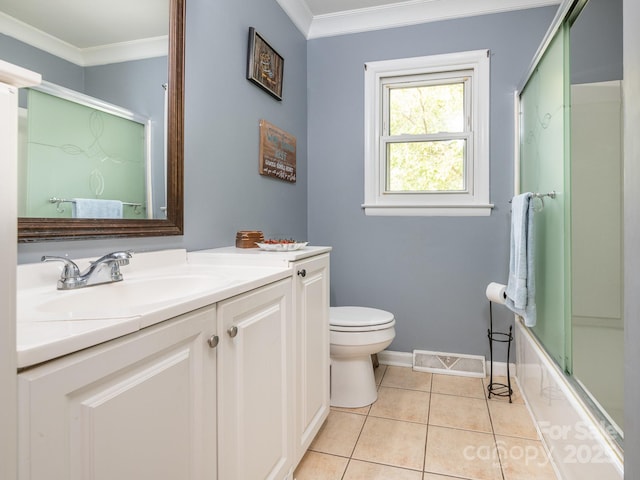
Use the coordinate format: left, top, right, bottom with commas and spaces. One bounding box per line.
363, 50, 492, 216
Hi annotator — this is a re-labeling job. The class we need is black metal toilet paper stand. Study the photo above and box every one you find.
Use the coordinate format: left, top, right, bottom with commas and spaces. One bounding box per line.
487, 300, 513, 403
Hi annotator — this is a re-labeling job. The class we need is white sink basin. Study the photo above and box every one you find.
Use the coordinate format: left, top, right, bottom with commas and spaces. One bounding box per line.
32, 275, 235, 321
16, 249, 293, 368
18, 272, 243, 322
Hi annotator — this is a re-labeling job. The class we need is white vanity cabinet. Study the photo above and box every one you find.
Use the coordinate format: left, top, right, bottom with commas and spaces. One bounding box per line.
18, 305, 218, 480
190, 247, 331, 468
292, 253, 330, 464
17, 247, 329, 480
190, 247, 331, 470
217, 278, 294, 480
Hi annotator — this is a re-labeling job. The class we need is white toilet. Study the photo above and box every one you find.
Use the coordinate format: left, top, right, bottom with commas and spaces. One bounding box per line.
329, 306, 396, 408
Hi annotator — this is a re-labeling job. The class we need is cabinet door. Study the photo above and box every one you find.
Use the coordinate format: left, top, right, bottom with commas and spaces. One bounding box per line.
293, 254, 330, 464
18, 307, 217, 480
217, 279, 293, 480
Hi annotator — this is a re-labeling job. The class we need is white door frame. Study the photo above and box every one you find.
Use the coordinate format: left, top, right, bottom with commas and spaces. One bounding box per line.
0, 60, 41, 480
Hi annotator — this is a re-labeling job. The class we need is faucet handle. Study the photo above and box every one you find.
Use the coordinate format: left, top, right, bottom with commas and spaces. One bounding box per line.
41, 256, 82, 289
41, 256, 80, 279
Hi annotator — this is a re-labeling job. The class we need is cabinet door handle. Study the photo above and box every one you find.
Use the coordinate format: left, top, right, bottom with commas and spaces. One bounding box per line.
297, 269, 306, 278
227, 326, 238, 338
207, 335, 219, 348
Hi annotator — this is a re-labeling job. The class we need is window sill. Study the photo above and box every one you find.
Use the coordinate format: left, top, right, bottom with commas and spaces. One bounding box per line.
361, 203, 494, 217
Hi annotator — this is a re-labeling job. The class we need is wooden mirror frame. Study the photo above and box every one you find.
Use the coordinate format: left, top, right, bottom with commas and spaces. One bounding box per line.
18, 0, 185, 242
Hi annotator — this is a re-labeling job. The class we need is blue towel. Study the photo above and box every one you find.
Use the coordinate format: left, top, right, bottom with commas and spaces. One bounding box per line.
505, 192, 537, 327
72, 198, 123, 219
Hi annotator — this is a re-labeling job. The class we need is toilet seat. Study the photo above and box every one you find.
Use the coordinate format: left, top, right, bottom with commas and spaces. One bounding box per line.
330, 306, 396, 332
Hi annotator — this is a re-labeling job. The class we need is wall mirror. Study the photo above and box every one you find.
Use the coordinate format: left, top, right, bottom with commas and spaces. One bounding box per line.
0, 0, 184, 241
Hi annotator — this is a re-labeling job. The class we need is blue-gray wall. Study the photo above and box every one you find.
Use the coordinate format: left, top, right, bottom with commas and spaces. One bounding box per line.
11, 0, 308, 262
571, 0, 623, 84
182, 0, 308, 251
307, 7, 557, 356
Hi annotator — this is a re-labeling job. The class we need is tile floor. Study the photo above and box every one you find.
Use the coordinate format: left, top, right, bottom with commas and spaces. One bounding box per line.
294, 365, 558, 480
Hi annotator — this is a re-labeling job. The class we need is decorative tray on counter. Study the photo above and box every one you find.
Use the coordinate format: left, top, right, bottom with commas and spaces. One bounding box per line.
255, 240, 308, 251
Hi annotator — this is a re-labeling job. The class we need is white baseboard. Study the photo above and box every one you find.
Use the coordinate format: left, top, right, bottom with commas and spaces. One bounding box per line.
485, 360, 516, 378
377, 350, 412, 367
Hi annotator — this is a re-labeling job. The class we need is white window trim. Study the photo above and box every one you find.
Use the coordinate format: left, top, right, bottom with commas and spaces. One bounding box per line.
363, 50, 493, 216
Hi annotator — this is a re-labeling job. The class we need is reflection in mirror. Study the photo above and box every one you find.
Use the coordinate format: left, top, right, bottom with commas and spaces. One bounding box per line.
19, 82, 157, 220
0, 0, 184, 240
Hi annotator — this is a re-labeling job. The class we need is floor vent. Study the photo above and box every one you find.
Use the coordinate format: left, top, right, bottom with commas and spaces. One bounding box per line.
412, 350, 486, 378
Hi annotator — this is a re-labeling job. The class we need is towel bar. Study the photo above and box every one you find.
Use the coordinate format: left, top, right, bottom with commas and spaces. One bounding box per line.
509, 191, 556, 202
49, 197, 143, 215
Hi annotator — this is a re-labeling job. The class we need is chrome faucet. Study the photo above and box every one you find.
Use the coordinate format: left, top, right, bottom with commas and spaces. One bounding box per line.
42, 250, 133, 290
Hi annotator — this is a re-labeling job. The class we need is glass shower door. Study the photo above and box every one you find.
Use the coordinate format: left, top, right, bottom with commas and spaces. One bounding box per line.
519, 23, 571, 371
569, 0, 624, 435
518, 0, 624, 449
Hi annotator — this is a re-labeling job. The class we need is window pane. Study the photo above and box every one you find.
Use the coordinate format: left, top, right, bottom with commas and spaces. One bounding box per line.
389, 83, 464, 135
386, 140, 465, 191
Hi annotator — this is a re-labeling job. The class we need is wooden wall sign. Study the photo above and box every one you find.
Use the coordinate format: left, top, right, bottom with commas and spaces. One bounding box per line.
259, 119, 296, 183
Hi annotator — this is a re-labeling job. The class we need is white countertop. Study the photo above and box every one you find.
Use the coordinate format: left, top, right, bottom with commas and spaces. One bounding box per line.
17, 248, 295, 369
190, 245, 332, 266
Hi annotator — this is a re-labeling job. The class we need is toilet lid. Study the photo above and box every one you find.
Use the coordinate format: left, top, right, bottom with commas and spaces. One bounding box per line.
330, 306, 395, 330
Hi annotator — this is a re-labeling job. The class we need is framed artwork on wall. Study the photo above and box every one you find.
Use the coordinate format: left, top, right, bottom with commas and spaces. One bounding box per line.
247, 27, 284, 100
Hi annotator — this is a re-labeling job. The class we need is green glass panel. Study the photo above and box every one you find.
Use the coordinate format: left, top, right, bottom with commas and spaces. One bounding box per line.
23, 89, 146, 219
519, 24, 571, 370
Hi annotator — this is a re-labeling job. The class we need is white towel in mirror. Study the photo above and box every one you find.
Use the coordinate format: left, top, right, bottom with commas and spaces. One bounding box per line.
72, 198, 123, 219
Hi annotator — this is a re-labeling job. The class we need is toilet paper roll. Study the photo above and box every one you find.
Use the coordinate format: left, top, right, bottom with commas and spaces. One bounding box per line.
486, 282, 507, 304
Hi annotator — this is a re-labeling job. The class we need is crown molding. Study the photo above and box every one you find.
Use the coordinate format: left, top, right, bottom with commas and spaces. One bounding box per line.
81, 37, 168, 67
0, 12, 168, 67
276, 0, 314, 37
0, 12, 84, 65
278, 0, 560, 39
